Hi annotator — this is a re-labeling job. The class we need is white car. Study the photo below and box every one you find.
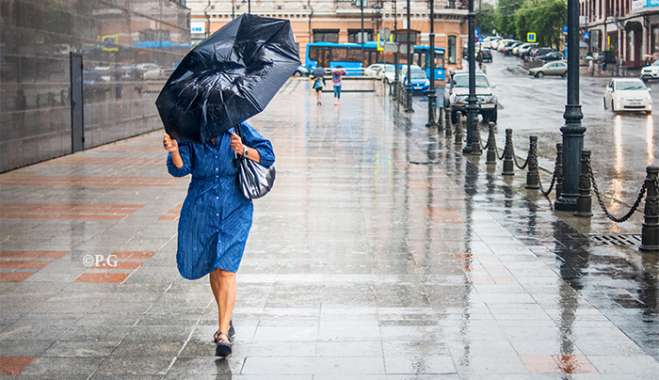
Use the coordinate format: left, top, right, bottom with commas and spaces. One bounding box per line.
364, 64, 386, 78
382, 64, 400, 84
641, 60, 659, 81
603, 78, 652, 114
136, 63, 164, 80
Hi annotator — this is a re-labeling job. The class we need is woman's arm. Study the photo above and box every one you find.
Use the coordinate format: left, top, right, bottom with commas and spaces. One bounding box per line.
163, 133, 192, 177
230, 123, 275, 167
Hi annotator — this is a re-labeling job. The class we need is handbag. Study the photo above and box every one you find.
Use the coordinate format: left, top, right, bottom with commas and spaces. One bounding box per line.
235, 125, 276, 199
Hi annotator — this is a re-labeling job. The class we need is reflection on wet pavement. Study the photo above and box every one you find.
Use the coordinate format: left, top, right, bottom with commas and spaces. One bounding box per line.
0, 77, 657, 378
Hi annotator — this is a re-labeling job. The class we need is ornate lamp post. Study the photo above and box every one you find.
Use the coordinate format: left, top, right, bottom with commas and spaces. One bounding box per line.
463, 0, 481, 154
555, 0, 584, 211
425, 0, 437, 127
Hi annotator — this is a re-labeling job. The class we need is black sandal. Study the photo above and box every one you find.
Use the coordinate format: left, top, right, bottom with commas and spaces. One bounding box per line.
213, 320, 235, 343
215, 332, 232, 358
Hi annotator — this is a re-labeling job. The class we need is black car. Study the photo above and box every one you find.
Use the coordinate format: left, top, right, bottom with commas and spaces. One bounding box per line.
526, 47, 554, 62
535, 51, 563, 64
478, 49, 493, 63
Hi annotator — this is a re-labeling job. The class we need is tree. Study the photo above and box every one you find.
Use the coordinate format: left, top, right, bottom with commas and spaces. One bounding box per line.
495, 0, 523, 38
476, 4, 496, 36
515, 0, 566, 48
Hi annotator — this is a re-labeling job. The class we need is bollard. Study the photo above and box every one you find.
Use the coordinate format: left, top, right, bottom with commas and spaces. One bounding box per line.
454, 112, 463, 145
640, 166, 659, 251
574, 150, 592, 217
555, 143, 563, 199
486, 122, 497, 165
525, 136, 540, 190
437, 107, 444, 132
445, 108, 452, 137
501, 129, 514, 176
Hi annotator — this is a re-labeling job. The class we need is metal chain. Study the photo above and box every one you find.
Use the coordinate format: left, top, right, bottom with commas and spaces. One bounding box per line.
481, 138, 489, 150
495, 142, 505, 160
589, 165, 646, 223
511, 144, 529, 170
538, 170, 557, 197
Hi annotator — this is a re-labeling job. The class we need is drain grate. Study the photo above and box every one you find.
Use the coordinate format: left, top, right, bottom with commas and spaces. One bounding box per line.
588, 234, 641, 247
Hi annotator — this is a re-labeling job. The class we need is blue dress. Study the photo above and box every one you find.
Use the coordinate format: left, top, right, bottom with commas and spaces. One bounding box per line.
166, 122, 275, 279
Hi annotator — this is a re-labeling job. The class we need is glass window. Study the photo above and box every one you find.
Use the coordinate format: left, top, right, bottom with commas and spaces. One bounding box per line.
348, 29, 373, 43
453, 74, 490, 88
448, 36, 457, 64
653, 25, 659, 54
309, 46, 318, 60
313, 29, 339, 43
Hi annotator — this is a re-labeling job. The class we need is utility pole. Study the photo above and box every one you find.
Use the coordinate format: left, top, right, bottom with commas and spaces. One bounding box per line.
463, 0, 481, 154
394, 0, 400, 101
425, 0, 437, 127
555, 0, 585, 211
248, 0, 251, 14
405, 0, 413, 112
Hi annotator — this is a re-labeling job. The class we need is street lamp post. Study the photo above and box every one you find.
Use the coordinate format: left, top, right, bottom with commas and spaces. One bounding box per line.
555, 0, 585, 211
393, 0, 400, 101
425, 0, 437, 127
248, 0, 251, 14
405, 0, 414, 112
360, 0, 365, 46
463, 0, 481, 154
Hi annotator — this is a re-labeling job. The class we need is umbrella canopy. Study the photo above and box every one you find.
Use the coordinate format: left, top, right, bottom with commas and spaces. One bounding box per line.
156, 14, 300, 143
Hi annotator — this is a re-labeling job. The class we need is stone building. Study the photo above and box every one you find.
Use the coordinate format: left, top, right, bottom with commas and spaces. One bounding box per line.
187, 0, 469, 71
579, 0, 659, 67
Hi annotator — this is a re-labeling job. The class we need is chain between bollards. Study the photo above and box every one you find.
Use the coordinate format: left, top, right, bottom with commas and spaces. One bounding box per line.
589, 160, 647, 223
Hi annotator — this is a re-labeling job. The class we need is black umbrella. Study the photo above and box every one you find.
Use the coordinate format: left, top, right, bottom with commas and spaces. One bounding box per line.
156, 14, 300, 143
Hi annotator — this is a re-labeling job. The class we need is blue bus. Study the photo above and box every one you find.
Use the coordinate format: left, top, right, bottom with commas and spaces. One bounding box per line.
305, 41, 446, 80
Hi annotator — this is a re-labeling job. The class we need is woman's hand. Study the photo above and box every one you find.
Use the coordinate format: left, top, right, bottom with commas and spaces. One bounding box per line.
163, 133, 179, 153
230, 132, 244, 155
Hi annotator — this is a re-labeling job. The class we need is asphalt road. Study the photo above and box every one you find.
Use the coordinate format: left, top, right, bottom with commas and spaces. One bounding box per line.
485, 51, 659, 213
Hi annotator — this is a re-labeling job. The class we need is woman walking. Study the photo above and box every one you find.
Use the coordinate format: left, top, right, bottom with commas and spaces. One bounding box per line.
163, 122, 275, 358
311, 67, 326, 105
332, 66, 346, 105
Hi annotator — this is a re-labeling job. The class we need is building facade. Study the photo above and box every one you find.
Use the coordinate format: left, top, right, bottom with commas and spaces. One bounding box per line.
0, 0, 190, 172
579, 0, 659, 67
187, 0, 469, 71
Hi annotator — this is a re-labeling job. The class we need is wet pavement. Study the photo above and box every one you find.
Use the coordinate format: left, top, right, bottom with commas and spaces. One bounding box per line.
0, 78, 658, 379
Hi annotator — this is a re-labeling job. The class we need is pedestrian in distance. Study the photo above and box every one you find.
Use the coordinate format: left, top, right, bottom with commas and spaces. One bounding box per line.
332, 66, 346, 105
162, 123, 275, 358
311, 67, 325, 105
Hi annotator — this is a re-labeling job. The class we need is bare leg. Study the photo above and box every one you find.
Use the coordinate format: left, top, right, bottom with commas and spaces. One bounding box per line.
218, 270, 237, 335
209, 270, 222, 331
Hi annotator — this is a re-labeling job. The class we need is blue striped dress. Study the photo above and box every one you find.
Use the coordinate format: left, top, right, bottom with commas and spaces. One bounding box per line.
166, 122, 275, 279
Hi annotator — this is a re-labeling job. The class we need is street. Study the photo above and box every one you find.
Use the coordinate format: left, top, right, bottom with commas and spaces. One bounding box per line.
487, 51, 659, 209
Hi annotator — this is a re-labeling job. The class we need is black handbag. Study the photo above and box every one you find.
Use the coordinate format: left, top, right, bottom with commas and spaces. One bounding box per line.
235, 125, 276, 199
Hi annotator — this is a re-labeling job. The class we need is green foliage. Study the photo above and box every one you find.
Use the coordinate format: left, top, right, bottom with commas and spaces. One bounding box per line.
493, 0, 566, 47
514, 0, 566, 48
495, 0, 523, 38
476, 4, 496, 36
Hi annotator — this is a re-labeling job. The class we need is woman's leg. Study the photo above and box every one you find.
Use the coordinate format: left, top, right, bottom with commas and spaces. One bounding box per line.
209, 270, 222, 331
217, 269, 237, 335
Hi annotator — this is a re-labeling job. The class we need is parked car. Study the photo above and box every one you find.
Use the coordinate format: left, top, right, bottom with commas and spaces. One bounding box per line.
478, 49, 493, 63
293, 65, 309, 76
495, 39, 514, 51
603, 78, 652, 113
516, 43, 538, 57
526, 47, 554, 62
136, 63, 164, 80
502, 41, 522, 55
641, 60, 659, 81
535, 51, 564, 64
382, 64, 397, 84
364, 63, 386, 78
482, 36, 501, 49
402, 65, 430, 93
528, 61, 567, 78
445, 71, 497, 123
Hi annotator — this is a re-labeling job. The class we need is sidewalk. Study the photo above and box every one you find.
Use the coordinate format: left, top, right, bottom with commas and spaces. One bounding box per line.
0, 79, 657, 379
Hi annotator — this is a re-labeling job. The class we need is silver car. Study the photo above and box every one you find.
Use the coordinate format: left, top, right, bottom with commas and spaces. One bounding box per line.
528, 61, 567, 78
